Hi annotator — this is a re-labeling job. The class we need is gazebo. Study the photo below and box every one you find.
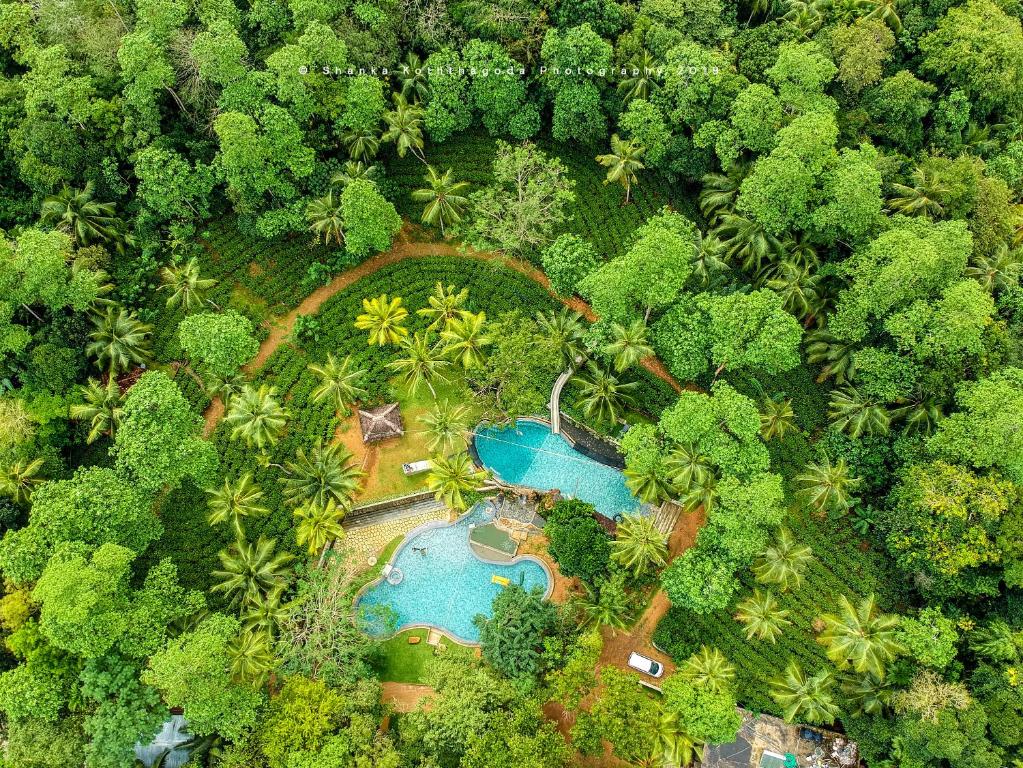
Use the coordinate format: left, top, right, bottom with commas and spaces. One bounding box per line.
358, 403, 404, 443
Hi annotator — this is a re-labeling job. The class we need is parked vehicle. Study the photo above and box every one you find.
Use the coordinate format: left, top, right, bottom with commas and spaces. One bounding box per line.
627, 652, 663, 677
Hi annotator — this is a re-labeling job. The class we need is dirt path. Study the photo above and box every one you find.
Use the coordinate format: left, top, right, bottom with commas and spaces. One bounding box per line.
200, 225, 683, 436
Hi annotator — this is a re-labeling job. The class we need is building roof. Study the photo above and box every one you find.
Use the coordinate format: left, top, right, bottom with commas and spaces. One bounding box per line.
702, 711, 858, 768
358, 403, 404, 443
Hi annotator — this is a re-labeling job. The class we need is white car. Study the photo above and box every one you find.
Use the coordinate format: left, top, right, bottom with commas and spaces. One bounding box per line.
627, 652, 664, 678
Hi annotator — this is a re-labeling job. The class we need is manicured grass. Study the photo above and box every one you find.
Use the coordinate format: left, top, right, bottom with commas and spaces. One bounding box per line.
373, 628, 475, 683
352, 535, 405, 594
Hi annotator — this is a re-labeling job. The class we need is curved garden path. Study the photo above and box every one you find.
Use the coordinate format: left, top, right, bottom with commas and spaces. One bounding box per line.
202, 225, 682, 436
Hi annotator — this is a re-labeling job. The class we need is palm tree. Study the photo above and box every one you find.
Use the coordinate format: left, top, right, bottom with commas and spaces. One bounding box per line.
426, 451, 484, 512
535, 308, 587, 369
753, 528, 814, 592
87, 306, 152, 374
211, 536, 295, 607
419, 400, 471, 454
341, 128, 380, 163
860, 0, 902, 33
70, 377, 124, 443
227, 629, 275, 686
241, 584, 292, 633
0, 457, 45, 505
417, 283, 469, 331
389, 333, 451, 398
355, 294, 409, 346
681, 473, 718, 515
665, 444, 714, 493
805, 329, 857, 384
40, 182, 126, 249
604, 319, 653, 372
282, 440, 363, 511
617, 49, 661, 104
160, 258, 216, 312
969, 619, 1020, 662
294, 498, 345, 555
574, 364, 637, 427
382, 93, 426, 161
397, 51, 430, 103
840, 672, 892, 716
765, 260, 823, 322
818, 594, 903, 678
770, 661, 840, 725
308, 354, 367, 416
682, 646, 736, 692
713, 212, 783, 274
892, 389, 943, 436
440, 311, 491, 369
795, 458, 861, 515
652, 707, 699, 768
206, 371, 246, 407
412, 166, 470, 236
967, 245, 1023, 294
760, 396, 797, 441
611, 514, 669, 577
699, 163, 749, 222
207, 474, 268, 537
578, 574, 632, 634
330, 160, 381, 188
305, 190, 345, 246
735, 589, 792, 642
690, 231, 731, 289
225, 384, 289, 450
624, 464, 674, 505
828, 386, 890, 438
887, 165, 948, 218
596, 134, 646, 204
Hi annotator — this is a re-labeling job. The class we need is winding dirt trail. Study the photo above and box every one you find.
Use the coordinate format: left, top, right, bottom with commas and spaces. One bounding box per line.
201, 225, 682, 436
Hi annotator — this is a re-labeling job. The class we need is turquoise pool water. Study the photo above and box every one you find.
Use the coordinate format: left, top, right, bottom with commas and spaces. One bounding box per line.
474, 420, 642, 519
357, 502, 550, 643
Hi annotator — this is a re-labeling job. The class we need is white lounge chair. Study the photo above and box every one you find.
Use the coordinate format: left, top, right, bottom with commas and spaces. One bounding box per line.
402, 459, 432, 476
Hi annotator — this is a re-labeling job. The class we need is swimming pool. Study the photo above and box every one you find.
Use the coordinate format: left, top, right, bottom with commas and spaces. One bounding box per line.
474, 419, 643, 519
356, 502, 551, 643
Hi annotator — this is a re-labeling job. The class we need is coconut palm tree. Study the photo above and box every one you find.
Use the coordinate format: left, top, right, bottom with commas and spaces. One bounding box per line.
342, 128, 380, 163
355, 294, 409, 346
840, 672, 892, 716
765, 260, 822, 322
617, 49, 661, 104
294, 498, 346, 555
207, 474, 268, 537
330, 160, 381, 188
682, 646, 736, 692
535, 308, 587, 369
87, 306, 152, 374
227, 629, 275, 686
389, 332, 451, 397
860, 0, 902, 34
712, 212, 783, 274
382, 93, 426, 161
440, 310, 491, 369
796, 458, 861, 515
308, 354, 367, 416
40, 182, 126, 250
417, 283, 469, 331
665, 443, 714, 493
967, 245, 1023, 294
420, 400, 471, 454
578, 573, 632, 634
206, 371, 246, 407
887, 165, 948, 218
211, 536, 295, 607
225, 384, 289, 450
426, 451, 484, 512
604, 319, 653, 372
770, 661, 840, 725
624, 464, 674, 505
760, 396, 797, 441
397, 51, 430, 103
891, 389, 943, 436
652, 707, 699, 768
574, 364, 637, 427
753, 528, 814, 592
828, 386, 890, 438
70, 377, 124, 443
818, 594, 903, 678
735, 589, 792, 642
690, 231, 731, 289
699, 162, 749, 222
412, 166, 470, 236
681, 473, 718, 514
596, 134, 646, 204
241, 584, 292, 633
611, 514, 669, 577
805, 329, 857, 384
282, 440, 363, 511
305, 190, 345, 246
0, 457, 45, 505
160, 258, 217, 312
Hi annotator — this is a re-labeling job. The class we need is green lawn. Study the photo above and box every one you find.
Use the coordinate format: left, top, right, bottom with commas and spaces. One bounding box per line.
373, 628, 475, 683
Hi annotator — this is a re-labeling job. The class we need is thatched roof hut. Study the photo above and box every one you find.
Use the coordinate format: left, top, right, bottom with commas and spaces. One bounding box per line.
358, 403, 404, 443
